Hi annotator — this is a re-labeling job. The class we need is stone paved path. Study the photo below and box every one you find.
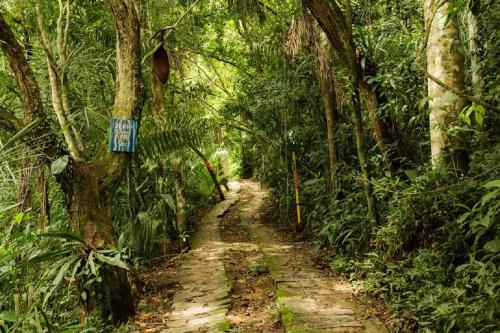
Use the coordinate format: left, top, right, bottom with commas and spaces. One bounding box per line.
161, 183, 240, 333
161, 180, 387, 332
240, 180, 387, 333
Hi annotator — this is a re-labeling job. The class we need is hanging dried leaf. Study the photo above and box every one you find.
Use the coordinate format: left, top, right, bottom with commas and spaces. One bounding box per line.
153, 45, 170, 85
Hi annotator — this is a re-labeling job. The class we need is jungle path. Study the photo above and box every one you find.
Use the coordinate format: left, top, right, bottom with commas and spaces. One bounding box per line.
140, 180, 387, 332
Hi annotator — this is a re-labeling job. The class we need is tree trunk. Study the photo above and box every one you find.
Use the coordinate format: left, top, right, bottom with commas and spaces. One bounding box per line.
304, 0, 398, 175
310, 31, 339, 189
173, 161, 187, 243
320, 70, 338, 188
36, 1, 84, 161
0, 13, 57, 158
68, 163, 135, 323
424, 0, 468, 171
192, 147, 226, 201
467, 2, 483, 96
352, 84, 378, 227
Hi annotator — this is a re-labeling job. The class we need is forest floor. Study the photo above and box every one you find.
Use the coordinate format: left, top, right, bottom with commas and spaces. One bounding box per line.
125, 180, 388, 333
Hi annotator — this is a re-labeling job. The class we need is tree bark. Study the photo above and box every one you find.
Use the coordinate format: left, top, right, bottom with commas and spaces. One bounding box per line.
68, 165, 134, 321
36, 1, 84, 160
467, 1, 483, 96
424, 0, 468, 171
0, 13, 58, 159
316, 48, 339, 189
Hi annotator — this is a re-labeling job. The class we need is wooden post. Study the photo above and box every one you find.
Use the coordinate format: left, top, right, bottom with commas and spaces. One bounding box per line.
292, 151, 302, 228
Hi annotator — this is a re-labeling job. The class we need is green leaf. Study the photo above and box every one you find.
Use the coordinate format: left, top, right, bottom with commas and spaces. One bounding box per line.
0, 311, 16, 322
0, 202, 21, 214
484, 238, 500, 253
304, 178, 324, 187
404, 170, 417, 182
483, 180, 500, 189
69, 259, 82, 286
137, 212, 150, 224
38, 232, 84, 243
14, 212, 24, 224
455, 264, 469, 273
473, 103, 485, 126
51, 155, 70, 175
28, 248, 73, 265
161, 194, 176, 212
2, 117, 43, 151
94, 252, 129, 271
481, 190, 498, 207
88, 251, 97, 276
44, 257, 78, 306
54, 258, 77, 286
118, 232, 127, 249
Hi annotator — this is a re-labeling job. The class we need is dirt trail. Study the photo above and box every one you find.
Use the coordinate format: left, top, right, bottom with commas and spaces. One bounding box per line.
220, 187, 281, 332
130, 180, 387, 332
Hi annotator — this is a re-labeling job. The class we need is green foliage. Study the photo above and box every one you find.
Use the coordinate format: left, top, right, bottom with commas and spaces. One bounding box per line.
325, 148, 500, 332
0, 227, 132, 332
249, 260, 268, 276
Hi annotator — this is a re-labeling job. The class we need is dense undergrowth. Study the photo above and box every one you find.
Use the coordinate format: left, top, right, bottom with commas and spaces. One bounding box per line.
262, 146, 499, 332
0, 150, 230, 331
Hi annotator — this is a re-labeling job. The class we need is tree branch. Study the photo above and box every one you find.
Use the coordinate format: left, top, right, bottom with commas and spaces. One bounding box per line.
419, 65, 500, 112
0, 11, 60, 160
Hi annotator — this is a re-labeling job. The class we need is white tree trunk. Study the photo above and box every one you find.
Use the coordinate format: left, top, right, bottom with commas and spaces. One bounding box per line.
425, 0, 467, 169
467, 6, 483, 95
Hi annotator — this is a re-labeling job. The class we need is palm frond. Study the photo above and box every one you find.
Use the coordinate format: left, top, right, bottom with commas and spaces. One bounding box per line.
139, 112, 210, 159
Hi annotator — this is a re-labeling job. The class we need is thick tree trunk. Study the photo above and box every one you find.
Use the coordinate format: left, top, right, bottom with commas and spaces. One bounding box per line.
425, 0, 468, 171
68, 164, 135, 322
352, 84, 378, 227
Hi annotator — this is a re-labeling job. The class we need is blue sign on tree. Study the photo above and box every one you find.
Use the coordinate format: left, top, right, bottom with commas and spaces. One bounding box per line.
110, 119, 138, 153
